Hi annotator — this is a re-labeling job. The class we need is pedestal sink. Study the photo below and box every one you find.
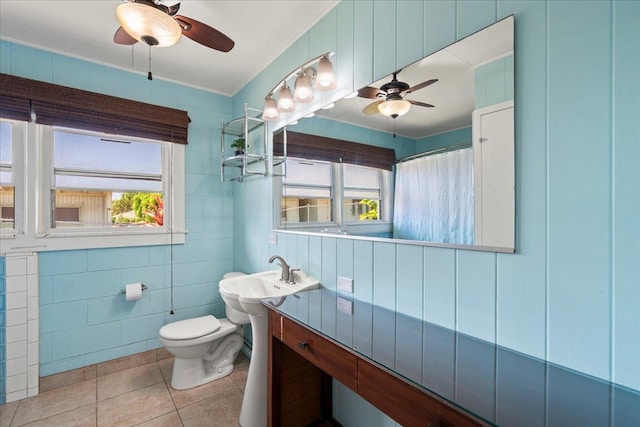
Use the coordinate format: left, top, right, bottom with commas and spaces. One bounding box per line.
219, 269, 320, 427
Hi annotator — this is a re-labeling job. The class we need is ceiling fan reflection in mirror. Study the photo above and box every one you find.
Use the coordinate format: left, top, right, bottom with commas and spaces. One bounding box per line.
358, 71, 438, 119
114, 0, 234, 79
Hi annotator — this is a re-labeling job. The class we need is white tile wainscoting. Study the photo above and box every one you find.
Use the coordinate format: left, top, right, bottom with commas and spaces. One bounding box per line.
4, 253, 39, 402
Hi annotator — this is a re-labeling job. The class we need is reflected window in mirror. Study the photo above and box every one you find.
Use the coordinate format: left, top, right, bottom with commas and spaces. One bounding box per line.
278, 157, 393, 233
281, 159, 333, 224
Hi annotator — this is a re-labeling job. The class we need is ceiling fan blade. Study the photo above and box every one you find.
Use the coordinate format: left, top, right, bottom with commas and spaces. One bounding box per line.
408, 100, 435, 108
401, 78, 438, 96
363, 100, 383, 115
358, 86, 386, 99
113, 26, 138, 45
174, 15, 234, 52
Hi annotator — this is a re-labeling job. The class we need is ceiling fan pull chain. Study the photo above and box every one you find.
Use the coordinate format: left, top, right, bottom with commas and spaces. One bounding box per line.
148, 45, 153, 80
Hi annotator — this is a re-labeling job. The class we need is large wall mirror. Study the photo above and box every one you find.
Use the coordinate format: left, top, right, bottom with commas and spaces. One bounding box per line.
273, 16, 514, 253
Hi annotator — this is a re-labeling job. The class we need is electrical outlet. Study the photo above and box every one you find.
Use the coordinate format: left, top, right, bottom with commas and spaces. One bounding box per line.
337, 276, 353, 293
337, 296, 353, 315
268, 233, 277, 244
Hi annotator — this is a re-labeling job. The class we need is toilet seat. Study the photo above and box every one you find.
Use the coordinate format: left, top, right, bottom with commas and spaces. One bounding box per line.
159, 315, 221, 340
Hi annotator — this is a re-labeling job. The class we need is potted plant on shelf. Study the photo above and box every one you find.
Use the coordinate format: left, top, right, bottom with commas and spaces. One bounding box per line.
231, 138, 246, 156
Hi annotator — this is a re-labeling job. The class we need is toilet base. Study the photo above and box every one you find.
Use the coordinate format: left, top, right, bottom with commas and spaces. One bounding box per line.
170, 358, 235, 390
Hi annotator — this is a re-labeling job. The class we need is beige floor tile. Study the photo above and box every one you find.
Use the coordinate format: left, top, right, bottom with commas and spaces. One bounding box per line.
158, 359, 173, 384
169, 376, 239, 409
229, 362, 248, 392
97, 382, 175, 427
98, 363, 164, 401
0, 400, 19, 427
178, 389, 243, 427
134, 412, 183, 427
40, 365, 97, 393
11, 379, 96, 426
97, 351, 157, 377
155, 348, 173, 362
22, 404, 96, 427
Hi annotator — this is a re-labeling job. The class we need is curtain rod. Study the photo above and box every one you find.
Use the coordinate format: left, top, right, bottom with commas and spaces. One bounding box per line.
396, 142, 472, 164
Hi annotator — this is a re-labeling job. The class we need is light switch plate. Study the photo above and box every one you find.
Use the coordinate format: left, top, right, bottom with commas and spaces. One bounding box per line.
337, 276, 353, 293
337, 296, 353, 315
268, 233, 277, 245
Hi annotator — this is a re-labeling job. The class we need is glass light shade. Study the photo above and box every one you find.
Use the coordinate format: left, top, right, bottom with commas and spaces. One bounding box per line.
262, 96, 280, 121
315, 56, 337, 91
378, 99, 411, 118
277, 85, 296, 112
116, 3, 182, 47
294, 74, 315, 103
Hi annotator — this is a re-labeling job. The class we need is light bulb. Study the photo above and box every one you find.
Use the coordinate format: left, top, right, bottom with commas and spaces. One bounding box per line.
262, 96, 280, 121
294, 73, 315, 103
116, 3, 182, 47
315, 56, 337, 91
277, 84, 296, 112
378, 99, 411, 118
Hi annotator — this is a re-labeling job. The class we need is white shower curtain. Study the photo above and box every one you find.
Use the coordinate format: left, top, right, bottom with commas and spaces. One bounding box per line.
393, 148, 474, 244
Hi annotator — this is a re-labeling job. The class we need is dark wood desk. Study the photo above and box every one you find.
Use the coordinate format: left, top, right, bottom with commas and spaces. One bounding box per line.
268, 309, 488, 427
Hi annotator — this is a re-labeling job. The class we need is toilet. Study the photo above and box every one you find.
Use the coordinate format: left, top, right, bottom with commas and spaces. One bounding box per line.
159, 272, 250, 390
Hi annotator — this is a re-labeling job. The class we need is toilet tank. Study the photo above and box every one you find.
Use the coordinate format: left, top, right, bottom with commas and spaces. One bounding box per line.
222, 272, 251, 324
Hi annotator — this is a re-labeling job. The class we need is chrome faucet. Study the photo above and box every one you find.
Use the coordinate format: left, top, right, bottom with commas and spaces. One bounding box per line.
268, 255, 291, 283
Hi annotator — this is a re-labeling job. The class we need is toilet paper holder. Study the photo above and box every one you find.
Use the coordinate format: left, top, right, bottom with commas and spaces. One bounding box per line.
120, 283, 148, 294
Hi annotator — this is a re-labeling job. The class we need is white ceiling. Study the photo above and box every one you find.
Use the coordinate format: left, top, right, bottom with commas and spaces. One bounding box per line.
0, 0, 339, 96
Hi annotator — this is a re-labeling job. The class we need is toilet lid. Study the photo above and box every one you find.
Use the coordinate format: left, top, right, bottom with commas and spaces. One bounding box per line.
159, 315, 221, 340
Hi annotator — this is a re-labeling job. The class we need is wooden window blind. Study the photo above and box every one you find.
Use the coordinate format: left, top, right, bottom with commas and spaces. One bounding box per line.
273, 130, 396, 171
0, 73, 190, 144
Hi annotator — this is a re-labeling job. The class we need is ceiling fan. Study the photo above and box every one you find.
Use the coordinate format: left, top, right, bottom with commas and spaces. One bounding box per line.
358, 72, 438, 118
113, 0, 234, 52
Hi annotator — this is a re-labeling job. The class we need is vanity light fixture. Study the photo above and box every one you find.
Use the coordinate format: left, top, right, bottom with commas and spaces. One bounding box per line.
116, 2, 182, 47
262, 51, 337, 121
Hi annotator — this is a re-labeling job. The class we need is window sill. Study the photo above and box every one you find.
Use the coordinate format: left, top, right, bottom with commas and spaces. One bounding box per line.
0, 229, 186, 254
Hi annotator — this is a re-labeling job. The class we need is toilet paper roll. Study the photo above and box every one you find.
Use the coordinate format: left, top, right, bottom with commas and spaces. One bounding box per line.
125, 282, 143, 301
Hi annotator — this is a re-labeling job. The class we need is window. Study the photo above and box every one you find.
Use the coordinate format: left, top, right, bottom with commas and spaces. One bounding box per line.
49, 129, 164, 229
281, 160, 332, 224
0, 123, 185, 253
278, 157, 391, 231
1, 121, 17, 232
0, 73, 188, 254
343, 164, 382, 222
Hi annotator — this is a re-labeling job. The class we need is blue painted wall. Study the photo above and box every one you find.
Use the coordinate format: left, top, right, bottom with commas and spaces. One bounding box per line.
0, 257, 5, 404
415, 126, 472, 153
1, 40, 236, 376
231, 1, 640, 411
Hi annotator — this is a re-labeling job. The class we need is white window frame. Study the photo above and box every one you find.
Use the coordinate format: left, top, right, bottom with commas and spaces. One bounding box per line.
274, 157, 393, 235
0, 123, 185, 255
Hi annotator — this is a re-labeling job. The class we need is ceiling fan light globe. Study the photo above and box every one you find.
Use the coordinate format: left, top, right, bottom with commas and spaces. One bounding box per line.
277, 85, 296, 112
294, 75, 315, 103
378, 99, 411, 118
262, 96, 280, 121
116, 3, 182, 47
315, 56, 337, 91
